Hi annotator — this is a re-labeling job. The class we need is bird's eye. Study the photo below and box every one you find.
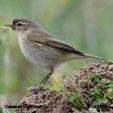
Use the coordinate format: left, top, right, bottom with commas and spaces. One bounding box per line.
17, 23, 22, 26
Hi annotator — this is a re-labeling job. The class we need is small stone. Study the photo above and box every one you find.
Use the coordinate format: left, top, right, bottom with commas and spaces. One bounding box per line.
108, 64, 113, 71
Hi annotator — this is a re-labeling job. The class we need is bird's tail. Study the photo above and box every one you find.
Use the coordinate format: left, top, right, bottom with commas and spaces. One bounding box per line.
83, 53, 106, 61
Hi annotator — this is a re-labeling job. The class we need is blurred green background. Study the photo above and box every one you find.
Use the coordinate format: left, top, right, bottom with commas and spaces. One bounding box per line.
0, 0, 113, 108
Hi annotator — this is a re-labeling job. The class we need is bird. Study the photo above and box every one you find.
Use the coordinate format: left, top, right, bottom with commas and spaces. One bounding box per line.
4, 18, 106, 84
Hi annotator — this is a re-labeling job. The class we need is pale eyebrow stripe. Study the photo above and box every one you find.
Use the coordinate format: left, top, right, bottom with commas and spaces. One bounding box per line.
16, 22, 27, 25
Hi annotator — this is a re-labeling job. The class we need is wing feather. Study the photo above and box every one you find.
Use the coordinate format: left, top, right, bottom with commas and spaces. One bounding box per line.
27, 28, 84, 56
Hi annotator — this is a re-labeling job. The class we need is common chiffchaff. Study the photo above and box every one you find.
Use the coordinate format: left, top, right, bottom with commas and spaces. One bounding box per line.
4, 18, 105, 84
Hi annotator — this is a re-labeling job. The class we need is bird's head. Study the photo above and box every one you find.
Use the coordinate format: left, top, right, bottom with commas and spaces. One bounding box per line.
4, 18, 39, 35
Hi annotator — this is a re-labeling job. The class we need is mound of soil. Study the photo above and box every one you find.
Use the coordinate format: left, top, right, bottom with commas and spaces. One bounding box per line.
15, 63, 113, 113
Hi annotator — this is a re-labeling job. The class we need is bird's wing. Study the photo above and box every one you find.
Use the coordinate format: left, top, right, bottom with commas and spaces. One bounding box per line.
27, 28, 84, 56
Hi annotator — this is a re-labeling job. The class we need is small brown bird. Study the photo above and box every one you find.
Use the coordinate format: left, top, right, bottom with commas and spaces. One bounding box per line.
4, 18, 105, 84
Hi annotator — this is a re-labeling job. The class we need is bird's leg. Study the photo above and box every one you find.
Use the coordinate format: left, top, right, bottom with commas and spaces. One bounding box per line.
40, 68, 54, 84
29, 69, 54, 92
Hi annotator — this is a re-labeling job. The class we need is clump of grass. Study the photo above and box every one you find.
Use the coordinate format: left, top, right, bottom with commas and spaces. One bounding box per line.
67, 72, 113, 112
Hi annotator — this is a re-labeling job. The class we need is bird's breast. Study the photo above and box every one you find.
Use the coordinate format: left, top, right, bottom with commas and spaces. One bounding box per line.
18, 38, 61, 70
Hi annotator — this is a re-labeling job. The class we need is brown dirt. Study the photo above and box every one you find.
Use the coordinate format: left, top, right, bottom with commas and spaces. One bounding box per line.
15, 86, 74, 113
15, 63, 113, 113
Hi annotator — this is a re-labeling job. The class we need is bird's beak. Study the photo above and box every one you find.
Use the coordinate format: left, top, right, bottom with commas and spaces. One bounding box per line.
4, 24, 16, 29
